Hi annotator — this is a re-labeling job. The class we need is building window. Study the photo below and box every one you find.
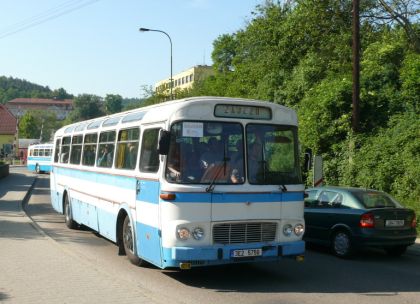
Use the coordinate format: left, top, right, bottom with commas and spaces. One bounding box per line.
189, 74, 193, 82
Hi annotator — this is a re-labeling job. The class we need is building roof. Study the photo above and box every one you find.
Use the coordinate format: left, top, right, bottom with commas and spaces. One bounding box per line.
7, 98, 73, 106
0, 104, 17, 135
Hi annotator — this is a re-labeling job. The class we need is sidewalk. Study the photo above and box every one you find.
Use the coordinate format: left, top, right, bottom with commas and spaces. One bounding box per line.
0, 168, 157, 304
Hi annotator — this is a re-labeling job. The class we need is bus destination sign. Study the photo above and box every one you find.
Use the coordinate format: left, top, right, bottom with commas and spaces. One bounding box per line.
214, 104, 272, 120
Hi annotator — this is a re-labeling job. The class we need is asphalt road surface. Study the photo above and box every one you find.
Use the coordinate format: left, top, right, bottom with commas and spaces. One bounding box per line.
25, 174, 420, 304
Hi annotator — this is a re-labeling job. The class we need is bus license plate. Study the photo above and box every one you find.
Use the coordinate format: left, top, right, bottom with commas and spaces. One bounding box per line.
231, 248, 262, 258
385, 220, 404, 227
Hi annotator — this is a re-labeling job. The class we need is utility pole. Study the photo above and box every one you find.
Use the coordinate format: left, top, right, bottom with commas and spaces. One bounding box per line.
352, 0, 360, 132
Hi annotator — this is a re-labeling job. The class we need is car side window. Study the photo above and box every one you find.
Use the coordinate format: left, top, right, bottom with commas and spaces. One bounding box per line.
317, 191, 343, 208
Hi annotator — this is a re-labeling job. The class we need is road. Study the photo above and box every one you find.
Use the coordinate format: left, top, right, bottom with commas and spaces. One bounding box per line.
25, 174, 420, 304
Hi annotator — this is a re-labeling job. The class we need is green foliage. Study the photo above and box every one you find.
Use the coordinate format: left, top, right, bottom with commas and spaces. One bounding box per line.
105, 94, 123, 114
19, 112, 39, 138
351, 113, 420, 215
65, 94, 104, 123
19, 110, 62, 142
0, 76, 73, 104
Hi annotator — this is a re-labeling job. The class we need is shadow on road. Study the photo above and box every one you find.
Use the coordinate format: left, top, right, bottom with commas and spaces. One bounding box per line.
163, 245, 420, 294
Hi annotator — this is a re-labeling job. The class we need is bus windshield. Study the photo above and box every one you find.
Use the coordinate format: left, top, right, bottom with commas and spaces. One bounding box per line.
165, 121, 301, 185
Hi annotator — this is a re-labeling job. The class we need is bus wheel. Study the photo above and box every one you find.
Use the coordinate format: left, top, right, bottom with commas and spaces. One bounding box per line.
35, 164, 40, 174
64, 194, 78, 229
122, 215, 143, 266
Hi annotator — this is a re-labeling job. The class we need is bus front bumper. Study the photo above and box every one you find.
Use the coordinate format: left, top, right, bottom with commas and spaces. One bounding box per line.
161, 240, 305, 268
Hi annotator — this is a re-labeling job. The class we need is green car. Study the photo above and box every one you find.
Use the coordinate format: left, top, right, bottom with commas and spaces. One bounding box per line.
304, 186, 417, 258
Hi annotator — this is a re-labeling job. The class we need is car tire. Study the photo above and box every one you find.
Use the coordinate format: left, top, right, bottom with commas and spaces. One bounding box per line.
64, 194, 78, 229
385, 245, 407, 257
122, 215, 144, 266
331, 230, 353, 258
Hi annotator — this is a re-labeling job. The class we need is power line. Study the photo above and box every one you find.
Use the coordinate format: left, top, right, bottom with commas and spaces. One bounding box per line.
0, 0, 100, 40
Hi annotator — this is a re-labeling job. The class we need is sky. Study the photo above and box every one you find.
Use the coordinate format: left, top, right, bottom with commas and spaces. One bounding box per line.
0, 0, 262, 99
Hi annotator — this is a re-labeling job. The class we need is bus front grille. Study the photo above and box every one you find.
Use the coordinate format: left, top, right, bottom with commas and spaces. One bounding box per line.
212, 222, 277, 244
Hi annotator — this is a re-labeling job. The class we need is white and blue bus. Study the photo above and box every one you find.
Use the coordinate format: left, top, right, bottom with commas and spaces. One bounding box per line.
27, 143, 53, 173
50, 97, 305, 269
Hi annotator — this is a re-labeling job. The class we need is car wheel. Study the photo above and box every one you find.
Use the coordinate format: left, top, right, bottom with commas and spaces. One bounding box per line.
331, 230, 353, 258
64, 194, 78, 229
35, 164, 40, 174
122, 215, 144, 266
385, 245, 407, 257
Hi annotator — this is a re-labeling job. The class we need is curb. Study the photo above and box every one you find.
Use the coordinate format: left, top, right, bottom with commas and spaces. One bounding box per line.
21, 176, 37, 212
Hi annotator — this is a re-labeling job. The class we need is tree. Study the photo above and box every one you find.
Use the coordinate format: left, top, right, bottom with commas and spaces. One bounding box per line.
105, 94, 123, 114
51, 87, 73, 100
18, 110, 60, 141
19, 112, 39, 139
363, 0, 420, 52
66, 94, 104, 123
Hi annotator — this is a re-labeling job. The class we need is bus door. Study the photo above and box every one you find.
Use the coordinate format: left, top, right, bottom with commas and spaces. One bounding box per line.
135, 126, 163, 267
50, 138, 61, 211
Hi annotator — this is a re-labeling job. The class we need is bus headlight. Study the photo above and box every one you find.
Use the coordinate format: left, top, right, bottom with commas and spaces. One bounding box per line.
192, 227, 205, 240
177, 227, 190, 240
283, 224, 293, 236
294, 224, 305, 236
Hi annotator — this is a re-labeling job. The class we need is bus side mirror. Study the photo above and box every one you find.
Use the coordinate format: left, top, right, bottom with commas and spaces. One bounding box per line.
303, 149, 312, 172
158, 130, 170, 155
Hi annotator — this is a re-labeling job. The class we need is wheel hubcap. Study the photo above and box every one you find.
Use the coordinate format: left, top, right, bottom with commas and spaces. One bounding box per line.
334, 233, 349, 255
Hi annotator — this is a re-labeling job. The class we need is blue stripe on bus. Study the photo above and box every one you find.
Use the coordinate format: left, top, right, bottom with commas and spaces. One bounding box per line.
54, 167, 136, 190
162, 191, 303, 203
27, 164, 52, 172
27, 156, 51, 161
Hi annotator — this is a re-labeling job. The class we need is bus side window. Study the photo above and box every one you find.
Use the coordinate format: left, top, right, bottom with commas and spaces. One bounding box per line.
82, 133, 98, 167
70, 135, 83, 165
115, 128, 140, 170
60, 136, 71, 163
97, 131, 116, 168
34, 149, 39, 157
140, 128, 160, 173
54, 139, 60, 163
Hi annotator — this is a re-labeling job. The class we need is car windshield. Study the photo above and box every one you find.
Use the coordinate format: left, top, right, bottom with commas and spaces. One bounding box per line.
351, 190, 402, 209
165, 121, 301, 185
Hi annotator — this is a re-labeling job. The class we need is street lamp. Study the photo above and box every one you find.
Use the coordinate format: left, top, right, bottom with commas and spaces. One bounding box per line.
139, 27, 173, 100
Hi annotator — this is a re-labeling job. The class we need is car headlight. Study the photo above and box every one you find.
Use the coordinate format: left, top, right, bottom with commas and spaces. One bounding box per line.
192, 227, 205, 240
177, 227, 190, 240
283, 224, 293, 236
294, 224, 305, 236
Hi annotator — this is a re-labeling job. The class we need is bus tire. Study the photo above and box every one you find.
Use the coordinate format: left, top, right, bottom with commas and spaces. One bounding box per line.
64, 194, 78, 229
122, 215, 143, 266
35, 164, 40, 174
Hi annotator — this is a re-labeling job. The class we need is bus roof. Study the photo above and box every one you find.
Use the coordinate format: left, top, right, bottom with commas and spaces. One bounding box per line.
54, 96, 297, 137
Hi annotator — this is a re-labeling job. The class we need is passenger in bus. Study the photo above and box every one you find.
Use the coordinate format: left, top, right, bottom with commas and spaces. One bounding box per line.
248, 138, 265, 183
98, 145, 113, 167
126, 143, 137, 169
